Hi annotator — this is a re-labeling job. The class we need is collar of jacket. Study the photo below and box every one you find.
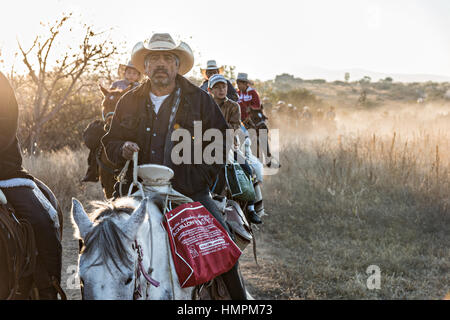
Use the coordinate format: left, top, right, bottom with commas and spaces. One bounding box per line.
214, 96, 228, 106
133, 74, 198, 97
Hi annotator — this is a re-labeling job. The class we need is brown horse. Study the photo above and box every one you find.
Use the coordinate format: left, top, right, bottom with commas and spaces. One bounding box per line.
0, 179, 65, 300
96, 84, 134, 198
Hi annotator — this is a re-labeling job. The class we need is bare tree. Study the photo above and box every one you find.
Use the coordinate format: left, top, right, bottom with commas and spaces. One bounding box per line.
17, 12, 118, 154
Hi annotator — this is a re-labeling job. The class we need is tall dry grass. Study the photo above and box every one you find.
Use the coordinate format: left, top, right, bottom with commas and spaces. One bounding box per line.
23, 148, 104, 212
255, 106, 450, 299
23, 148, 103, 300
20, 105, 450, 299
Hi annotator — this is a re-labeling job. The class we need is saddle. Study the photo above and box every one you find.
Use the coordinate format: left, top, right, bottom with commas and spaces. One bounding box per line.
0, 180, 66, 300
213, 196, 253, 251
132, 163, 250, 301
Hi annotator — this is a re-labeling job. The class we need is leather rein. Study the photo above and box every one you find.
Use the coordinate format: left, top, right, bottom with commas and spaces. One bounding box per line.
132, 239, 160, 299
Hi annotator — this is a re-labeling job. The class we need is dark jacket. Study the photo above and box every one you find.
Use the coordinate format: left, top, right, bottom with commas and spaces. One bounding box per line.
102, 75, 230, 197
83, 119, 107, 150
200, 79, 239, 102
0, 72, 32, 181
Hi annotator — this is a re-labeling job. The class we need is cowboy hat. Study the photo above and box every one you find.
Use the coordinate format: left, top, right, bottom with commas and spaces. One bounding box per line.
236, 72, 255, 86
201, 60, 224, 79
237, 72, 252, 83
118, 61, 141, 79
131, 33, 194, 75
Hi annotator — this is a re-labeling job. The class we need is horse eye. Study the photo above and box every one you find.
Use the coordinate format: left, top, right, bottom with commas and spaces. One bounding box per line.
125, 277, 133, 285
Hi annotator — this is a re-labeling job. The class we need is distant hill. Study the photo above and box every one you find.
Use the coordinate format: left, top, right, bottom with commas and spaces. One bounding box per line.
289, 66, 450, 83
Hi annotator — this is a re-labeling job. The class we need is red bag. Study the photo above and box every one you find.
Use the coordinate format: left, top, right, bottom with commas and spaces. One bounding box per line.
163, 202, 242, 288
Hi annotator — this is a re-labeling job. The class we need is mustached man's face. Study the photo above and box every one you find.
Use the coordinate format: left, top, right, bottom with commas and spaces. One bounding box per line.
144, 53, 179, 87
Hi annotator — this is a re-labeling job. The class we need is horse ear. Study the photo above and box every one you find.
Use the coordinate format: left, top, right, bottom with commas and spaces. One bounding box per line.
99, 84, 109, 97
71, 198, 93, 240
124, 197, 148, 237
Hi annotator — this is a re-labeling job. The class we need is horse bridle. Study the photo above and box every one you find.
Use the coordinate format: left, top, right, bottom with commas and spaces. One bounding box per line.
132, 239, 160, 300
79, 238, 160, 300
102, 110, 115, 123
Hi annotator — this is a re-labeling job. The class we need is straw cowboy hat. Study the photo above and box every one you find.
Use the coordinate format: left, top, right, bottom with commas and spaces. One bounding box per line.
118, 61, 141, 79
200, 60, 224, 78
131, 33, 194, 75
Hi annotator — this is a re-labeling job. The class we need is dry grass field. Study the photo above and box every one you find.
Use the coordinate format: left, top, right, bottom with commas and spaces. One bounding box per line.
22, 104, 450, 300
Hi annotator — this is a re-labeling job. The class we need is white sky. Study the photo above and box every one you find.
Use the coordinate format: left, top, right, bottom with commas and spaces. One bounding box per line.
1, 0, 449, 80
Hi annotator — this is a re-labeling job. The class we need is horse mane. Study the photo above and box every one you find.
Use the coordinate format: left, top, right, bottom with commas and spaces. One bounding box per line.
81, 198, 138, 274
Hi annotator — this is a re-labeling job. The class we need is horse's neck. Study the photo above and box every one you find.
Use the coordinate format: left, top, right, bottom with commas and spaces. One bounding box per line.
137, 200, 192, 300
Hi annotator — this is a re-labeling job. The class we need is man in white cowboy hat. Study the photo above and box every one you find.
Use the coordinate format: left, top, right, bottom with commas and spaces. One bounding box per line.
110, 61, 142, 90
102, 33, 247, 300
200, 60, 238, 102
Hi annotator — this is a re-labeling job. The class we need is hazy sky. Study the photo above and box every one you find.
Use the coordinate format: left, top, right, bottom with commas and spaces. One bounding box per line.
1, 0, 449, 80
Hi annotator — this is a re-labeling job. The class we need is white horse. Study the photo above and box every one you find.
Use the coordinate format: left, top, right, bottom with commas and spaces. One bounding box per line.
71, 196, 193, 300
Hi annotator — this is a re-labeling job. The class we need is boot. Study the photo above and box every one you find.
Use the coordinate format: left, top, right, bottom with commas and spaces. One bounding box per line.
255, 200, 266, 217
246, 208, 262, 224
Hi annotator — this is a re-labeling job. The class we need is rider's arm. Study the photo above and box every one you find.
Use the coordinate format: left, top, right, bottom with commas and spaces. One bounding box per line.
249, 89, 261, 111
0, 72, 19, 153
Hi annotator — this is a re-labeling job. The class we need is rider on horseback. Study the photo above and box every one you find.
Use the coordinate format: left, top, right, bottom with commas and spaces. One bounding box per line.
0, 72, 62, 299
82, 61, 141, 184
111, 61, 142, 91
101, 33, 247, 300
199, 60, 239, 102
207, 74, 262, 224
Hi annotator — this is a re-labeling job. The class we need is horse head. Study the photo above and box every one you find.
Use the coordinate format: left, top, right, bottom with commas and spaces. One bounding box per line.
99, 84, 133, 126
71, 197, 149, 300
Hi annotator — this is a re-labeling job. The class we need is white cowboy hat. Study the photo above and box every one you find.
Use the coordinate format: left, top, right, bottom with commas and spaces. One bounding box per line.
118, 61, 142, 79
201, 60, 224, 78
131, 33, 194, 75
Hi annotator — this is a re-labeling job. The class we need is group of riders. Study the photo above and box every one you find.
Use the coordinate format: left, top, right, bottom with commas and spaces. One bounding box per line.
268, 100, 337, 133
0, 33, 281, 300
